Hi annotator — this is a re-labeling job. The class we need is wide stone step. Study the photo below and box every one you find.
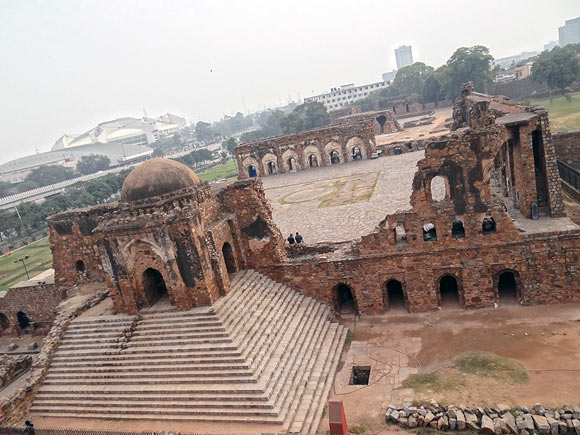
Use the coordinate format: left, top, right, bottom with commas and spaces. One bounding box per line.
54, 344, 240, 357
31, 399, 274, 410
42, 376, 257, 385
38, 384, 267, 395
44, 369, 254, 382
29, 411, 283, 425
51, 354, 245, 365
48, 365, 253, 375
34, 393, 269, 403
51, 360, 249, 370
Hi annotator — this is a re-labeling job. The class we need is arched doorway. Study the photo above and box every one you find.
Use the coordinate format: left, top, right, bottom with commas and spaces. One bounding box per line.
439, 275, 460, 308
247, 165, 257, 178
266, 161, 277, 175
17, 311, 30, 330
351, 147, 362, 160
385, 280, 406, 312
497, 270, 519, 305
76, 260, 85, 273
330, 150, 340, 164
334, 284, 356, 314
142, 268, 168, 307
287, 158, 297, 171
376, 115, 387, 134
308, 154, 318, 168
222, 242, 236, 274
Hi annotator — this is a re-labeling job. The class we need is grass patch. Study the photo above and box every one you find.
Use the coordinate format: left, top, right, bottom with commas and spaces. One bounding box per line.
455, 351, 528, 384
197, 160, 239, 182
0, 237, 53, 291
524, 92, 580, 133
402, 370, 463, 392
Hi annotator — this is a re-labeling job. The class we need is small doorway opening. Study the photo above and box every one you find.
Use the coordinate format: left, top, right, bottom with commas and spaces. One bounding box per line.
222, 242, 236, 274
376, 115, 387, 134
335, 284, 356, 314
482, 216, 496, 235
247, 165, 257, 178
0, 313, 9, 332
287, 158, 297, 171
142, 268, 168, 307
452, 220, 465, 239
498, 271, 518, 305
351, 147, 362, 160
308, 154, 318, 168
532, 129, 549, 207
330, 150, 340, 164
405, 102, 410, 113
439, 275, 460, 308
17, 311, 30, 330
76, 260, 85, 273
350, 366, 371, 385
266, 161, 277, 175
385, 280, 406, 312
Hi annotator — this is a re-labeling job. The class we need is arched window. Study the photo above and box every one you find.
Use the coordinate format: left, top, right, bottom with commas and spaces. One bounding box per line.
247, 165, 257, 178
452, 220, 465, 239
308, 154, 318, 168
287, 158, 297, 171
385, 280, 406, 312
330, 150, 341, 164
430, 176, 447, 202
334, 284, 357, 314
439, 275, 460, 308
351, 147, 362, 160
394, 225, 407, 245
266, 161, 277, 175
222, 242, 236, 274
423, 223, 437, 242
142, 268, 168, 307
76, 260, 85, 273
482, 216, 496, 235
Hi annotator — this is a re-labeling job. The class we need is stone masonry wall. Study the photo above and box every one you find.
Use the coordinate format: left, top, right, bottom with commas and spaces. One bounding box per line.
553, 131, 580, 168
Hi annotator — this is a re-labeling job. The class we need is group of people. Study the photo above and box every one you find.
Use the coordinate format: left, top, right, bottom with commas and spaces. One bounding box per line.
287, 232, 303, 244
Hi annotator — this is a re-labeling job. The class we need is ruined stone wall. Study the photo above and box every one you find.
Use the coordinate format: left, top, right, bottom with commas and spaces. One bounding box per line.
332, 109, 400, 135
259, 229, 580, 314
0, 283, 66, 336
234, 121, 376, 179
220, 179, 286, 269
553, 131, 580, 168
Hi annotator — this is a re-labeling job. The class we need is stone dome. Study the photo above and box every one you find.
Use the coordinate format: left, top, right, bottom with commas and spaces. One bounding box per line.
121, 158, 201, 203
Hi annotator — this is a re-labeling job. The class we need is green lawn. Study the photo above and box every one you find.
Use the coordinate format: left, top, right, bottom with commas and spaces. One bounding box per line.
0, 237, 53, 291
524, 92, 580, 133
198, 159, 239, 183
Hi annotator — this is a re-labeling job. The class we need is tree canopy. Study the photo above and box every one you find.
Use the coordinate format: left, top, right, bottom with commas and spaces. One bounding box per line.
440, 45, 495, 100
23, 165, 75, 190
76, 154, 111, 175
279, 102, 330, 134
531, 46, 580, 93
391, 62, 434, 96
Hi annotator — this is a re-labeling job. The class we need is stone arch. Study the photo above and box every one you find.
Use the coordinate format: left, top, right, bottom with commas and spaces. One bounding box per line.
438, 274, 461, 308
303, 145, 321, 168
324, 141, 343, 165
384, 279, 406, 312
346, 137, 366, 161
494, 269, 521, 305
17, 311, 31, 330
333, 283, 357, 314
241, 156, 260, 178
430, 175, 448, 202
141, 268, 168, 307
122, 239, 167, 263
221, 242, 237, 274
261, 153, 278, 176
281, 149, 300, 172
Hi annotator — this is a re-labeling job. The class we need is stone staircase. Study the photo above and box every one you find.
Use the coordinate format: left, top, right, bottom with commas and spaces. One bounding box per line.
30, 270, 347, 434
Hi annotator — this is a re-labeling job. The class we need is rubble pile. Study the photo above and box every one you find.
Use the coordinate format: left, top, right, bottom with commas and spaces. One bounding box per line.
385, 402, 580, 434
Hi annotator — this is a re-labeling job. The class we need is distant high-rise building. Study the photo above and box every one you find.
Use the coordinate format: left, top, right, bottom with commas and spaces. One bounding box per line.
394, 45, 413, 69
558, 17, 580, 47
543, 40, 558, 51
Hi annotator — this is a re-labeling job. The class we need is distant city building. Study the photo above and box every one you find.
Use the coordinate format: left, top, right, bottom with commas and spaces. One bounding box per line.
544, 40, 558, 51
495, 63, 532, 84
382, 70, 397, 83
494, 51, 538, 70
0, 143, 154, 184
52, 113, 186, 151
394, 45, 413, 70
559, 17, 580, 47
304, 81, 389, 111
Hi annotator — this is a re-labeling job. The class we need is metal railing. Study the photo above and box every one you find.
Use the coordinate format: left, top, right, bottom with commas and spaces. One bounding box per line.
557, 160, 580, 191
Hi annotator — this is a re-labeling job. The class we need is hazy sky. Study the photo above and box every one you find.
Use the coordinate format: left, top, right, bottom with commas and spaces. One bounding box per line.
0, 0, 578, 164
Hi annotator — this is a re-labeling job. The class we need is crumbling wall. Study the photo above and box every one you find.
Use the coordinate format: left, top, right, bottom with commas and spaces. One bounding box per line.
332, 109, 401, 135
553, 131, 580, 168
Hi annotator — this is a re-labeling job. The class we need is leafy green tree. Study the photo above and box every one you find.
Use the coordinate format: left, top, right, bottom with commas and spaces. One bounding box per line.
279, 102, 330, 134
240, 110, 285, 142
22, 165, 75, 189
532, 46, 580, 94
195, 121, 217, 143
76, 155, 111, 175
443, 45, 495, 100
422, 74, 442, 105
222, 137, 238, 154
392, 62, 434, 96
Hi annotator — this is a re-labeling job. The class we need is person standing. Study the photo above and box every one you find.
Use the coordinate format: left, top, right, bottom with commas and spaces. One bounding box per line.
295, 232, 303, 244
287, 233, 295, 244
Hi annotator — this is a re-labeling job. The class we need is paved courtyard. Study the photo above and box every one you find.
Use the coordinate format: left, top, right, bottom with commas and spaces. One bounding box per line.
262, 151, 430, 244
